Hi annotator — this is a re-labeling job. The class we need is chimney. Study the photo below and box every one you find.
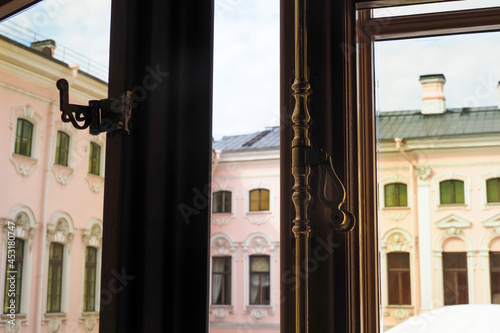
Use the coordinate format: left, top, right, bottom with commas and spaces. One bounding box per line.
419, 74, 446, 114
30, 39, 56, 57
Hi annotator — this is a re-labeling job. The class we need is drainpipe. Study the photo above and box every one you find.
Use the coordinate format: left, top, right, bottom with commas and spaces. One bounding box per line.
36, 65, 79, 333
394, 138, 421, 314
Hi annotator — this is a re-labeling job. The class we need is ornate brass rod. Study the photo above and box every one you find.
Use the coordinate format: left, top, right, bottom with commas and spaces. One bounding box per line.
291, 0, 311, 331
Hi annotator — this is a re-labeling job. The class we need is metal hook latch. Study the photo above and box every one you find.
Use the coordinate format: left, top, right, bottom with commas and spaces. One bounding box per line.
56, 79, 133, 135
305, 148, 356, 232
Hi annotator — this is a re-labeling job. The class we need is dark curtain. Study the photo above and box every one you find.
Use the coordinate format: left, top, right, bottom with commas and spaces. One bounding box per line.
100, 0, 214, 332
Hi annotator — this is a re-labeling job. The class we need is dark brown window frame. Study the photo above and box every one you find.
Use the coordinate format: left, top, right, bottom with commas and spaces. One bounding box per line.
442, 252, 468, 305
47, 242, 64, 313
439, 179, 465, 205
357, 4, 500, 331
88, 142, 101, 175
387, 252, 411, 305
211, 256, 231, 305
55, 131, 70, 167
212, 191, 231, 213
384, 182, 408, 207
3, 238, 24, 314
84, 246, 98, 312
490, 251, 500, 304
486, 178, 500, 203
249, 255, 270, 305
14, 118, 33, 157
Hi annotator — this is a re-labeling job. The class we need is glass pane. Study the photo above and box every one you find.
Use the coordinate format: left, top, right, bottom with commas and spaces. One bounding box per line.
260, 189, 270, 211
375, 30, 500, 330
373, 0, 500, 18
0, 0, 109, 326
487, 178, 500, 203
249, 190, 260, 211
250, 256, 270, 272
210, 0, 279, 329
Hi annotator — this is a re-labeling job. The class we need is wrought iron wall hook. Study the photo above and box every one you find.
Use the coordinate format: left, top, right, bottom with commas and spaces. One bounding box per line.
56, 79, 133, 135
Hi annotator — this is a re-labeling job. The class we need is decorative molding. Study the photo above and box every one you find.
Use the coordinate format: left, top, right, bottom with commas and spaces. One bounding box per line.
244, 213, 273, 226
81, 220, 103, 248
250, 308, 268, 322
85, 174, 104, 193
10, 154, 38, 176
380, 210, 411, 222
436, 214, 472, 237
80, 313, 99, 333
47, 316, 63, 333
212, 215, 235, 226
212, 308, 229, 321
52, 165, 74, 185
5, 319, 22, 333
391, 308, 410, 323
416, 165, 431, 182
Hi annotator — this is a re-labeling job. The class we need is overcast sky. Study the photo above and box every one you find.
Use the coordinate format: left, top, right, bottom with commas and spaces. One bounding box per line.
2, 0, 499, 139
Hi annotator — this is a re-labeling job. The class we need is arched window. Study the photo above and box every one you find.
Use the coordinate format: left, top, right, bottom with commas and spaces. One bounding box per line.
249, 255, 270, 305
213, 191, 231, 213
14, 119, 33, 157
3, 238, 24, 314
84, 247, 98, 312
249, 189, 270, 211
384, 183, 407, 207
55, 131, 70, 166
440, 180, 465, 204
387, 252, 411, 305
487, 178, 500, 203
442, 252, 468, 305
47, 243, 64, 313
88, 142, 101, 175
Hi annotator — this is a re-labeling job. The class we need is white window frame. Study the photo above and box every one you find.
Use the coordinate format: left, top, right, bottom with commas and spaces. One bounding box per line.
85, 134, 106, 193
51, 120, 77, 185
209, 233, 237, 321
10, 105, 43, 176
433, 214, 474, 306
0, 206, 37, 328
79, 218, 102, 331
433, 172, 471, 210
244, 183, 275, 225
43, 212, 75, 328
481, 170, 500, 209
242, 232, 277, 322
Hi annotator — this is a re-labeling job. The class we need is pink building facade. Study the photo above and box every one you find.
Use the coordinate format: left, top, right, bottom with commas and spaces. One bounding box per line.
210, 75, 500, 331
0, 35, 106, 333
210, 128, 280, 332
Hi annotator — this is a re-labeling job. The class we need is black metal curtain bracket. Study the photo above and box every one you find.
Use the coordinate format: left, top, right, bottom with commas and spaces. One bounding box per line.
56, 78, 133, 135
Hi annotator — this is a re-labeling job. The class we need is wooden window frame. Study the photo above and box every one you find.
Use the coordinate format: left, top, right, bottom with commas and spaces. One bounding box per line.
55, 131, 70, 167
439, 179, 465, 205
486, 178, 500, 203
88, 142, 101, 176
490, 251, 500, 304
46, 243, 64, 313
211, 256, 231, 305
249, 188, 270, 212
83, 246, 97, 312
357, 4, 500, 331
386, 252, 411, 306
3, 238, 24, 314
212, 191, 231, 213
442, 252, 468, 305
384, 183, 407, 208
14, 118, 33, 157
249, 255, 270, 305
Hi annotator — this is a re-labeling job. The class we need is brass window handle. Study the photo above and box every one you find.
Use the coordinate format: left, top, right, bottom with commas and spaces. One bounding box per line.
305, 148, 356, 232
